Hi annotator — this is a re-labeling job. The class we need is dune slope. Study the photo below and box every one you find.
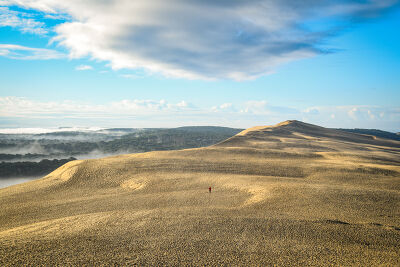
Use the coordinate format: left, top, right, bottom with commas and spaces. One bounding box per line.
1, 120, 399, 265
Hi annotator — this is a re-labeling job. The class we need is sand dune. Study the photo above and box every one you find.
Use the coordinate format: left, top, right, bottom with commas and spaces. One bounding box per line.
1, 120, 399, 265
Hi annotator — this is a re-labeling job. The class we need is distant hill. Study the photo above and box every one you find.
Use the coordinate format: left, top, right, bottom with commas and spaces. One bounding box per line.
336, 128, 400, 141
103, 126, 243, 153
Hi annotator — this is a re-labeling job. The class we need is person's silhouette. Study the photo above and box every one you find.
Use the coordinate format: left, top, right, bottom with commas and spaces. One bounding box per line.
209, 186, 212, 193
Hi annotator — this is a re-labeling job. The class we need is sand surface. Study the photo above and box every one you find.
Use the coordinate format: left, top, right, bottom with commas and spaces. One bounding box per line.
1, 120, 399, 265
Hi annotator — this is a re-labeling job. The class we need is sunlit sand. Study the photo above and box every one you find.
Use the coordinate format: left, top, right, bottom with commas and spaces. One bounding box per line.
1, 120, 399, 265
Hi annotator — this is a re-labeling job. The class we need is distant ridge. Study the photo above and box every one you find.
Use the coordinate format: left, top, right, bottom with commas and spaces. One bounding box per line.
236, 120, 322, 136
336, 128, 400, 142
217, 120, 400, 148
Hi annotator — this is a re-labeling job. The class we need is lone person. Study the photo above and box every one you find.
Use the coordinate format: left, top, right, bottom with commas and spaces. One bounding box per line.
209, 186, 212, 193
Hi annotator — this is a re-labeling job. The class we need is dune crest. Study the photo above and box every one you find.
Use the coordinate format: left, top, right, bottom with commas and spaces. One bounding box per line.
44, 160, 84, 182
236, 120, 297, 136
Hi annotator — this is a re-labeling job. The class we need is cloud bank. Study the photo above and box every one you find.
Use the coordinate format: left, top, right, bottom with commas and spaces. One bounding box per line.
0, 97, 195, 118
1, 0, 398, 80
1, 97, 399, 131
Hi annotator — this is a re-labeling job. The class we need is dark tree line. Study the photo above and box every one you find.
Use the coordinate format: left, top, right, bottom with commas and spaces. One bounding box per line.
0, 158, 76, 178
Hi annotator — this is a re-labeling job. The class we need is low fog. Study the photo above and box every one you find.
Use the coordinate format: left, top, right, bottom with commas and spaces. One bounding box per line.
0, 128, 147, 187
0, 177, 40, 189
0, 126, 244, 187
0, 128, 144, 162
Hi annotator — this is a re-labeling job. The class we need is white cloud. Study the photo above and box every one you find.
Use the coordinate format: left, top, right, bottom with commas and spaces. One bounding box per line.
1, 97, 399, 131
0, 97, 195, 119
367, 110, 375, 120
241, 100, 268, 114
212, 103, 236, 112
2, 0, 396, 80
304, 107, 320, 115
176, 101, 188, 108
219, 103, 232, 109
301, 105, 400, 130
0, 6, 47, 35
0, 44, 65, 60
75, 64, 93, 71
119, 73, 147, 79
348, 107, 360, 120
120, 74, 136, 79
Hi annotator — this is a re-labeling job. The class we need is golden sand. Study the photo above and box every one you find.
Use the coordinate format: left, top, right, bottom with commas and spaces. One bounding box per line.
1, 120, 399, 265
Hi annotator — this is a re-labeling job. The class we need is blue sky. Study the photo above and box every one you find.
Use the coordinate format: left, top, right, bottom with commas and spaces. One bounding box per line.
0, 1, 399, 131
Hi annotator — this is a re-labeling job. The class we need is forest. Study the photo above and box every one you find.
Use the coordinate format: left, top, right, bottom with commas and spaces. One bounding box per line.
0, 126, 242, 178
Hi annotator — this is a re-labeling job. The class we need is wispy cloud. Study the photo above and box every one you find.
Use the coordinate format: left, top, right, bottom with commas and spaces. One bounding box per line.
212, 103, 236, 113
0, 44, 65, 60
120, 73, 146, 80
2, 0, 397, 80
75, 64, 93, 71
0, 6, 47, 35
